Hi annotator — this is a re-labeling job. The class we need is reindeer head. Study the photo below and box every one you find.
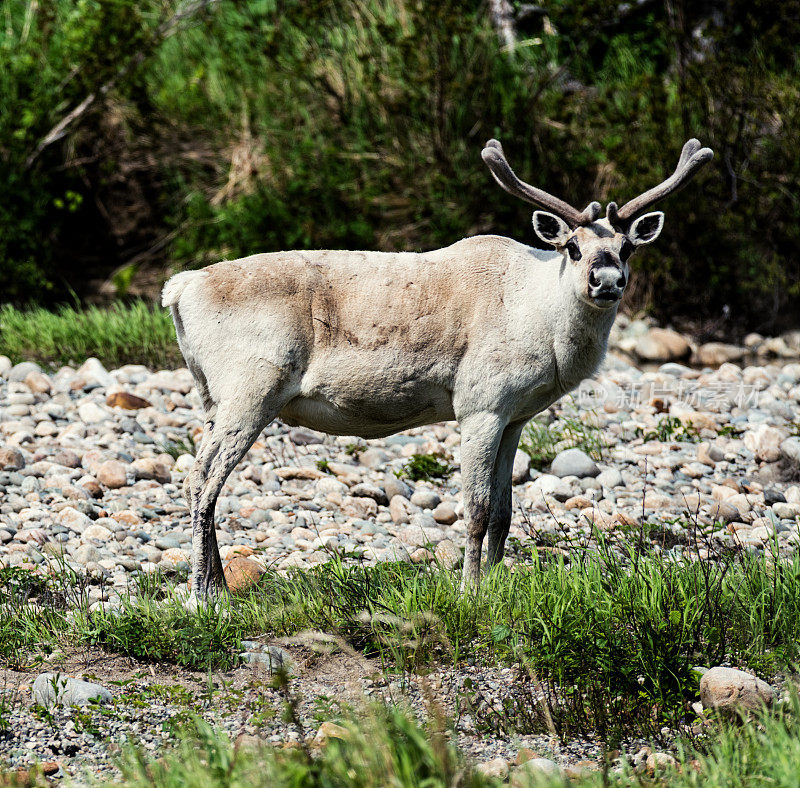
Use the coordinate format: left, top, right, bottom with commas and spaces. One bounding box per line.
482, 139, 713, 309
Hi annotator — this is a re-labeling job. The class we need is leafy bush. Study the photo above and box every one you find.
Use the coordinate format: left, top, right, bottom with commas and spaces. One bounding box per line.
0, 0, 185, 302
1, 0, 798, 331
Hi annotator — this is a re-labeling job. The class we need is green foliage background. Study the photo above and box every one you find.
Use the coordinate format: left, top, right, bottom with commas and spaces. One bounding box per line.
1, 0, 798, 330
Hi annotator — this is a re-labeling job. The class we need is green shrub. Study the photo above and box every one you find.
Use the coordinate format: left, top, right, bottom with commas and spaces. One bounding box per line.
1, 0, 798, 330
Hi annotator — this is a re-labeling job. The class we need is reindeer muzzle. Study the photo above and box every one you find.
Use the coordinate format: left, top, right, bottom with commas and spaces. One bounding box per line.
588, 264, 626, 306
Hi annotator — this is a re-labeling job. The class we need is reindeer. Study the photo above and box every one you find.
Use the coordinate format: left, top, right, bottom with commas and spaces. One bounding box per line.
162, 138, 713, 601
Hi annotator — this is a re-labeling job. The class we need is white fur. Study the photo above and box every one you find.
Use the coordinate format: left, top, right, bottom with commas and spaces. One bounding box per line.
161, 270, 199, 307
165, 226, 628, 598
629, 211, 665, 245
532, 210, 572, 245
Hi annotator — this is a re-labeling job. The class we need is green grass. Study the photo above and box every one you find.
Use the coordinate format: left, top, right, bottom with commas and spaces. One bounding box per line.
0, 303, 180, 369
397, 454, 454, 482
111, 691, 800, 787
7, 548, 800, 784
520, 410, 605, 471
118, 705, 496, 788
636, 417, 700, 444
5, 540, 800, 742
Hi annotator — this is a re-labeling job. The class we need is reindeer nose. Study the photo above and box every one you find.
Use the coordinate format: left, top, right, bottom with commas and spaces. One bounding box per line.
588, 264, 626, 306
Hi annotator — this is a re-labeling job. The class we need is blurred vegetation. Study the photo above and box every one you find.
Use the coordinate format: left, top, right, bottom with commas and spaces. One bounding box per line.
1, 0, 799, 331
0, 303, 179, 368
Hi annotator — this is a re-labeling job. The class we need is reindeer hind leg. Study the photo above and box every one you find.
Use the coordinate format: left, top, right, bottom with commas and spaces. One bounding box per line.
188, 383, 286, 601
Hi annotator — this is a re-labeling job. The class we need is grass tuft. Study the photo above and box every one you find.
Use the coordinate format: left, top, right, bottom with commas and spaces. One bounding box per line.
4, 543, 800, 742
0, 302, 179, 369
397, 454, 454, 482
118, 704, 495, 788
636, 416, 700, 443
520, 410, 605, 470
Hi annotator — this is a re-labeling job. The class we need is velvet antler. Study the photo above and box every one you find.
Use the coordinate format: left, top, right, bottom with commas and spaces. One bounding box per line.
606, 139, 714, 230
482, 139, 601, 228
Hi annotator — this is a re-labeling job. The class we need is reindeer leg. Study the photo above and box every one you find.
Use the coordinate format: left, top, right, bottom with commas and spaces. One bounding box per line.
187, 395, 277, 603
486, 421, 525, 568
459, 412, 506, 590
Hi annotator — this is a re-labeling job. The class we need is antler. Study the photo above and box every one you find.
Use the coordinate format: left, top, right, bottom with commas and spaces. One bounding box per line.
606, 139, 714, 229
482, 139, 600, 228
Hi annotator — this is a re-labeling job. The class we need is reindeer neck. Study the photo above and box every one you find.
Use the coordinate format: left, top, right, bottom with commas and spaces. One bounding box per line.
549, 286, 618, 391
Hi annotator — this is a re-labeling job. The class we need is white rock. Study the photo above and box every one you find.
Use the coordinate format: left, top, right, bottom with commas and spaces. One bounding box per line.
316, 476, 349, 496
726, 493, 752, 516
359, 448, 391, 469
73, 544, 100, 564
634, 328, 690, 361
410, 489, 441, 509
700, 667, 773, 714
773, 502, 800, 519
57, 506, 92, 534
743, 424, 785, 462
512, 449, 531, 484
434, 539, 461, 569
550, 448, 599, 478
33, 673, 112, 707
77, 402, 109, 424
532, 474, 571, 501
389, 495, 417, 524
174, 453, 195, 472
7, 361, 41, 382
596, 467, 623, 488
513, 758, 564, 783
76, 358, 115, 388
780, 437, 800, 466
82, 523, 113, 541
396, 524, 445, 548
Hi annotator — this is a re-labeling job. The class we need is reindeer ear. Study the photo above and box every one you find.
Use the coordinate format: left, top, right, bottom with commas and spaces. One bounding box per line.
628, 211, 665, 246
532, 211, 572, 246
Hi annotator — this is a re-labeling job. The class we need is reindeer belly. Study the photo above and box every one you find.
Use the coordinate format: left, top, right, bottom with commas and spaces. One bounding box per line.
280, 351, 456, 438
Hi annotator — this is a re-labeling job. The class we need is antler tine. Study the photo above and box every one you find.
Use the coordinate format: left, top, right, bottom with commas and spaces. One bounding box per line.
581, 201, 602, 223
482, 139, 589, 228
613, 139, 714, 225
677, 138, 702, 169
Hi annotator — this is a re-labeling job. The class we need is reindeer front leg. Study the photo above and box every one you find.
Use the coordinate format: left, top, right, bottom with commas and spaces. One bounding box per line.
459, 412, 505, 590
487, 420, 526, 567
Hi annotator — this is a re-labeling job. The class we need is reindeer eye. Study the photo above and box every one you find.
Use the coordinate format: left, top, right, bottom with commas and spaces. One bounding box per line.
619, 240, 633, 262
565, 238, 582, 261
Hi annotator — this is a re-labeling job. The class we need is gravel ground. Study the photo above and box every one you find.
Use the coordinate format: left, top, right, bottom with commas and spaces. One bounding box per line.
2, 340, 800, 781
0, 646, 609, 783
